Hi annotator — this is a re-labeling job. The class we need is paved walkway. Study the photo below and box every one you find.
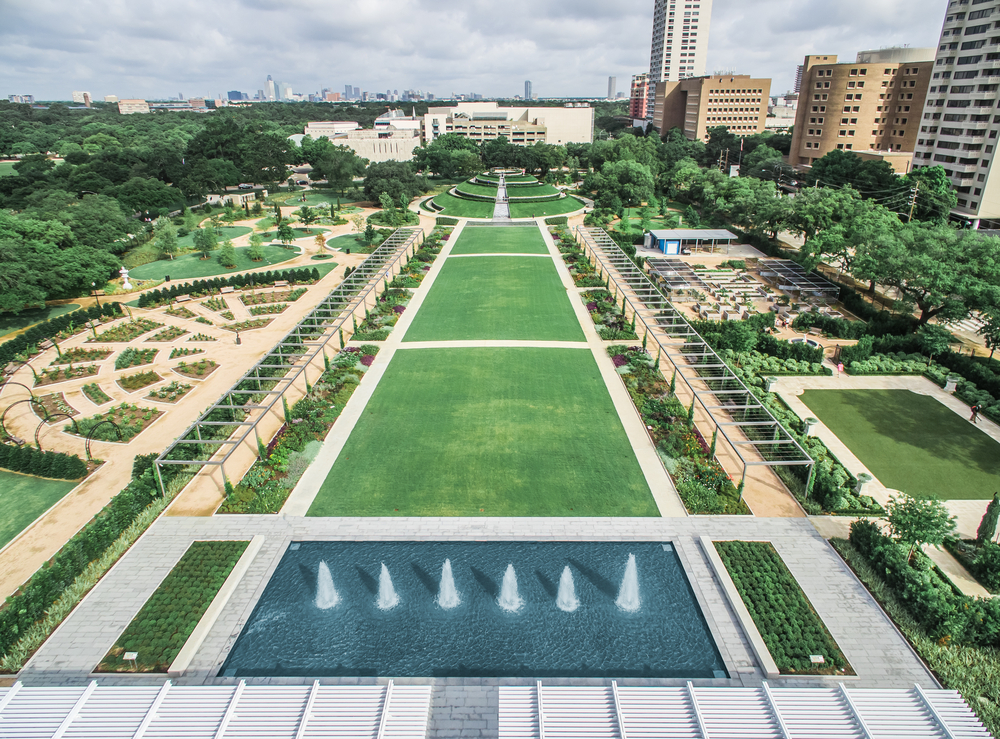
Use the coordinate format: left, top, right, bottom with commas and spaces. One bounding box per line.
774, 373, 998, 537
19, 516, 937, 691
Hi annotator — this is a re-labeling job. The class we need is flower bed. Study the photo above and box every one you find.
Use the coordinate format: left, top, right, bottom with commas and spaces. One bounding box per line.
145, 380, 194, 404
582, 289, 638, 340
219, 347, 379, 514
49, 347, 112, 365
137, 267, 320, 308
34, 364, 99, 387
114, 347, 158, 370
248, 303, 287, 316
174, 359, 218, 379
558, 240, 605, 287
97, 540, 248, 672
240, 287, 307, 305
194, 316, 212, 326
201, 296, 228, 312
87, 318, 163, 343
37, 392, 78, 420
730, 349, 831, 377
169, 347, 204, 359
187, 333, 216, 342
220, 310, 235, 321
220, 318, 272, 332
715, 540, 852, 675
165, 305, 195, 319
117, 371, 162, 393
69, 403, 164, 442
81, 383, 112, 405
607, 345, 749, 514
145, 326, 188, 342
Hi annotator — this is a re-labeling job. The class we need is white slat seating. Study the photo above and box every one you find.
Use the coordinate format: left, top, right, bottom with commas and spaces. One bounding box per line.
0, 682, 432, 739
499, 684, 993, 739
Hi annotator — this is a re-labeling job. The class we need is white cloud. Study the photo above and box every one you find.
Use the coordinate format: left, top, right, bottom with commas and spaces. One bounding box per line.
1, 0, 945, 100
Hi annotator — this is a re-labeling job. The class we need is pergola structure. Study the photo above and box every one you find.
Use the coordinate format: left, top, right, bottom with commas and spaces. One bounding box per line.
577, 227, 814, 489
646, 257, 710, 295
758, 259, 840, 301
153, 227, 423, 493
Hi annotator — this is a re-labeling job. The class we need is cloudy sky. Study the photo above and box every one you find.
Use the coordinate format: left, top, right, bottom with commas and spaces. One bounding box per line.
2, 0, 946, 101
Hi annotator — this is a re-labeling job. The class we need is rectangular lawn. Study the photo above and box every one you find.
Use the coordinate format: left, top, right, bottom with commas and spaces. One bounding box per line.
449, 226, 548, 255
0, 470, 78, 549
801, 389, 1000, 500
307, 347, 657, 517
404, 256, 584, 342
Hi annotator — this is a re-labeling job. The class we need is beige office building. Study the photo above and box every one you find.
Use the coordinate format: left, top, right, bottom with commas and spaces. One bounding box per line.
117, 99, 150, 115
788, 49, 934, 171
421, 102, 594, 146
652, 74, 770, 141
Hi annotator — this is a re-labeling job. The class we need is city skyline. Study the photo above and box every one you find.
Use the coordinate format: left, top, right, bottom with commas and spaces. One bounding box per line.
3, 0, 946, 101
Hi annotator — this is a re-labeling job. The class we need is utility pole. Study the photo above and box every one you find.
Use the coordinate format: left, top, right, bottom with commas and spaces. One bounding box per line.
907, 181, 920, 222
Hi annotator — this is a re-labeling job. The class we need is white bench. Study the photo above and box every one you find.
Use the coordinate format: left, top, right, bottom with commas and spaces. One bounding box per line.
220, 286, 235, 294
175, 295, 191, 303
274, 280, 289, 288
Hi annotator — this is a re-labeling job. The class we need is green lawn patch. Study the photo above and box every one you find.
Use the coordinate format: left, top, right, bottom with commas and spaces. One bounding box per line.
800, 389, 1000, 499
0, 304, 81, 338
509, 196, 584, 218
308, 347, 656, 517
449, 226, 548, 255
455, 182, 498, 197
98, 540, 248, 672
0, 161, 17, 178
176, 226, 250, 250
129, 245, 298, 280
429, 192, 495, 218
715, 541, 852, 675
404, 256, 584, 342
256, 227, 329, 241
324, 233, 366, 252
0, 470, 77, 550
507, 183, 561, 198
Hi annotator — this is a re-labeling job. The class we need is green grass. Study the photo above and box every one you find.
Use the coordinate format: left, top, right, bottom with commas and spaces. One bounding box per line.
97, 540, 248, 672
129, 245, 299, 280
507, 183, 561, 197
0, 161, 17, 178
429, 192, 495, 218
0, 304, 81, 338
801, 389, 1000, 500
324, 233, 367, 251
449, 226, 548, 255
404, 256, 584, 342
455, 182, 498, 197
0, 470, 77, 550
269, 190, 359, 207
509, 196, 584, 218
307, 347, 656, 517
175, 226, 250, 250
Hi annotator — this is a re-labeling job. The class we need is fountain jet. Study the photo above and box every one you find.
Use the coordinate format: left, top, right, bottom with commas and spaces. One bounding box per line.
315, 561, 340, 610
497, 563, 524, 612
556, 565, 579, 612
437, 558, 461, 609
377, 562, 400, 610
616, 554, 641, 612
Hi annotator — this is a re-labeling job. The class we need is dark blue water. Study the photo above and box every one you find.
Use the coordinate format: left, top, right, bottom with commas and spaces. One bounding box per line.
221, 541, 727, 678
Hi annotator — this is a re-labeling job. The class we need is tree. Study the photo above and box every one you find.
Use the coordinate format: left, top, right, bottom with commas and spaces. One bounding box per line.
916, 324, 954, 365
599, 159, 655, 207
309, 145, 367, 195
192, 225, 218, 258
350, 214, 366, 238
363, 160, 426, 203
154, 221, 178, 260
247, 233, 264, 262
217, 240, 238, 268
805, 149, 900, 197
276, 223, 295, 245
977, 492, 1000, 546
886, 492, 957, 562
978, 307, 1000, 359
313, 233, 326, 253
364, 224, 375, 245
378, 192, 398, 227
296, 207, 318, 232
903, 166, 958, 223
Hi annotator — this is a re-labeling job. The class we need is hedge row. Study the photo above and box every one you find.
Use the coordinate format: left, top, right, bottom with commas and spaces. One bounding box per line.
849, 520, 1000, 647
0, 456, 168, 657
0, 444, 87, 480
0, 303, 123, 368
545, 216, 569, 226
136, 267, 321, 308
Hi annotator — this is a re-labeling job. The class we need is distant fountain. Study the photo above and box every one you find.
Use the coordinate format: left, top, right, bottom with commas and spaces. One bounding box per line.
616, 554, 641, 612
315, 561, 340, 610
555, 566, 579, 612
497, 563, 524, 612
437, 559, 461, 609
377, 562, 400, 610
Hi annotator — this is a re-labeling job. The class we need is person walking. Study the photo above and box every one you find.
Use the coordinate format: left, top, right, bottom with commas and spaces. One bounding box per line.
970, 403, 983, 424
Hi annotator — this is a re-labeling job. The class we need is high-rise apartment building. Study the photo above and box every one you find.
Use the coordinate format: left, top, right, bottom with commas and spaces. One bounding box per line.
912, 1, 1000, 225
794, 65, 804, 94
789, 49, 934, 171
652, 74, 770, 141
647, 0, 713, 116
608, 76, 617, 99
525, 80, 532, 100
630, 73, 650, 119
